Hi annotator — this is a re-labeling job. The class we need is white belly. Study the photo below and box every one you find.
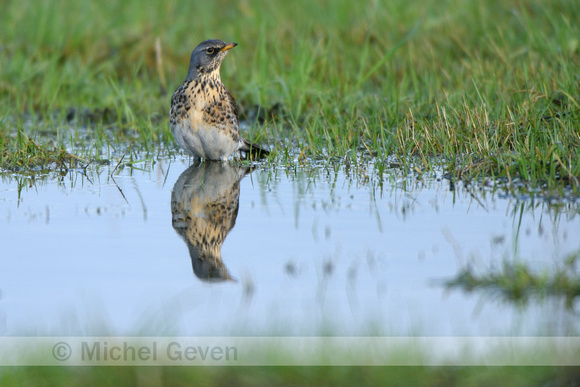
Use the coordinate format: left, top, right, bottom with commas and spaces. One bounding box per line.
172, 112, 238, 161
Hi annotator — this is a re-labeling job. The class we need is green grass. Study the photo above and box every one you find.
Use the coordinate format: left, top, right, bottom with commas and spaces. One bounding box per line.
445, 250, 580, 309
1, 0, 579, 193
0, 126, 84, 172
1, 366, 579, 387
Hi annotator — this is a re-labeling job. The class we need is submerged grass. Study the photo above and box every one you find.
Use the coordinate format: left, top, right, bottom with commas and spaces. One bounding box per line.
1, 0, 579, 193
0, 127, 84, 173
445, 250, 580, 309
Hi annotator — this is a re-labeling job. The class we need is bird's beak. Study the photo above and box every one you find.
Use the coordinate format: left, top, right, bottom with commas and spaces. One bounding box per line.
220, 42, 238, 52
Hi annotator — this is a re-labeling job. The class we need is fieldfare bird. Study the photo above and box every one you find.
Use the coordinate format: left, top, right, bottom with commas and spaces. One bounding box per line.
170, 39, 269, 161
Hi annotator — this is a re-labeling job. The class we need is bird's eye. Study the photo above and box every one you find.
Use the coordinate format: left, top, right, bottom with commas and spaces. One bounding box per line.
206, 48, 215, 55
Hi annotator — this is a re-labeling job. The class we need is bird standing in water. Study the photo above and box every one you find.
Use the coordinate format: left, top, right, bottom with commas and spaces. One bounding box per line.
169, 39, 269, 161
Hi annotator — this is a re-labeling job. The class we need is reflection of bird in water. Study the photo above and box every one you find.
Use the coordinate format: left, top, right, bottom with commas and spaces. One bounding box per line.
171, 161, 250, 281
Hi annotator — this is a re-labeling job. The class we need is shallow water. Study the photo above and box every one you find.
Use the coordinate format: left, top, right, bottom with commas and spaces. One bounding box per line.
1, 158, 579, 336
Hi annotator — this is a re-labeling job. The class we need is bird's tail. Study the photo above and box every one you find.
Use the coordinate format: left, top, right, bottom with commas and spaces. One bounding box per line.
238, 137, 270, 159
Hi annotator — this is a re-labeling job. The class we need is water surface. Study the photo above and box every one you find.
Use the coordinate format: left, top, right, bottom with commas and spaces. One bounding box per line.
1, 158, 579, 336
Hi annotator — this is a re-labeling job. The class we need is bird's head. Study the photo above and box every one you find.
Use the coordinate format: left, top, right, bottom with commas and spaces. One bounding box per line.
186, 39, 237, 79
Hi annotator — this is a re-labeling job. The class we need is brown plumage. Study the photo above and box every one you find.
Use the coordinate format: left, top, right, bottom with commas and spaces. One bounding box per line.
171, 161, 251, 281
170, 39, 269, 161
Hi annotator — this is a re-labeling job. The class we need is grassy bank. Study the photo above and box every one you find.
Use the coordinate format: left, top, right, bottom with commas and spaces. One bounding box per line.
1, 365, 580, 386
1, 0, 579, 192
